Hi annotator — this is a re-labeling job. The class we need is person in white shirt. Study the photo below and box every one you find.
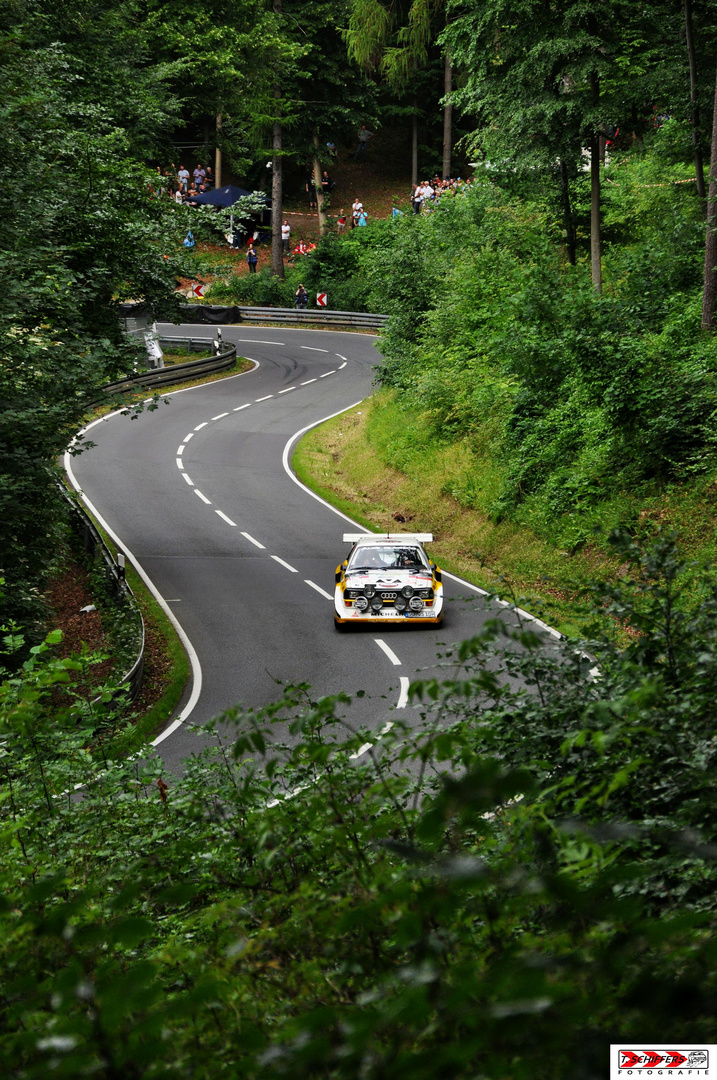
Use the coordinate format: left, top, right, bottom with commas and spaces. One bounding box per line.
281, 220, 291, 253
351, 197, 362, 228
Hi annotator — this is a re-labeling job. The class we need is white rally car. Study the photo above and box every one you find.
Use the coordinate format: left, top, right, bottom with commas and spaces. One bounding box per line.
334, 533, 444, 629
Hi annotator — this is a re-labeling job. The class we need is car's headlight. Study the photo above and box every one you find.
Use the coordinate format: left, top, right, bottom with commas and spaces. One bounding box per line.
408, 596, 423, 612
401, 585, 414, 598
354, 595, 369, 611
364, 584, 376, 598
370, 595, 383, 612
394, 596, 408, 612
418, 588, 434, 599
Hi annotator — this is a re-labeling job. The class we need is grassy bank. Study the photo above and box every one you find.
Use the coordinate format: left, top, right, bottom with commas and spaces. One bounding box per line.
294, 389, 717, 638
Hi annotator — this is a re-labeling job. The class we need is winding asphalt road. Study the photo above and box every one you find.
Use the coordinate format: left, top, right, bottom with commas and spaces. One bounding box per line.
66, 324, 559, 772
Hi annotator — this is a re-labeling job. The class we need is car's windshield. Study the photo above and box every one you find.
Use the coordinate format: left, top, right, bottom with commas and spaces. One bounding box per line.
347, 545, 428, 572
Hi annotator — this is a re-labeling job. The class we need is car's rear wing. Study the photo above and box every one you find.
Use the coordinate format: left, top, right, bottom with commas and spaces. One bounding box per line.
343, 533, 434, 544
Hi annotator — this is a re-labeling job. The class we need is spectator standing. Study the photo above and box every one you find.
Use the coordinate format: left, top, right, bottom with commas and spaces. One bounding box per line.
193, 164, 205, 187
353, 124, 373, 161
412, 183, 423, 214
295, 283, 308, 309
306, 173, 317, 210
281, 219, 291, 253
177, 164, 190, 192
351, 196, 362, 229
246, 243, 258, 274
357, 206, 369, 226
336, 208, 347, 234
204, 166, 215, 189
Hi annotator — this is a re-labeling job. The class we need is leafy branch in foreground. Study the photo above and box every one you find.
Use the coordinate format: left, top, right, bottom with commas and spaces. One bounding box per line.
2, 535, 717, 1078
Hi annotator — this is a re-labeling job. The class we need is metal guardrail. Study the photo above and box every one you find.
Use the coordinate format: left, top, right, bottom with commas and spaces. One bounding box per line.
176, 301, 388, 329
61, 489, 145, 703
103, 342, 238, 394
235, 306, 388, 329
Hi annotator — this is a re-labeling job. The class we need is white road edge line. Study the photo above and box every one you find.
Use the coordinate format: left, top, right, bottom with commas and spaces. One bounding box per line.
241, 531, 265, 549
304, 579, 333, 601
271, 555, 298, 573
374, 638, 402, 666
182, 473, 194, 486
195, 490, 211, 504
63, 422, 202, 747
280, 407, 564, 642
236, 339, 285, 345
216, 510, 237, 526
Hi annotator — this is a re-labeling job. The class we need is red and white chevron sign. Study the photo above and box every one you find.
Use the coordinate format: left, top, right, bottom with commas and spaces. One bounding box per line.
192, 283, 205, 299
316, 292, 327, 307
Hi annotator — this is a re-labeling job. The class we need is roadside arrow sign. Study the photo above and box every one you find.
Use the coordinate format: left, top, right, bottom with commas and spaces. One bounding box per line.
192, 283, 205, 299
316, 292, 327, 307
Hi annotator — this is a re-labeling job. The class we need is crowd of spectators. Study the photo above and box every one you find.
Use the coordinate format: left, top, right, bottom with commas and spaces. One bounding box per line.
152, 163, 217, 203
410, 175, 472, 213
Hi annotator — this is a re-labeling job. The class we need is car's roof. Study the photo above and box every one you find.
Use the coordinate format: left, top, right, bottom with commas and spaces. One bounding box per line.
343, 532, 433, 546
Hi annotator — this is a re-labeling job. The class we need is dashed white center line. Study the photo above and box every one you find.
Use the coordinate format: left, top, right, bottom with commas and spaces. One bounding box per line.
278, 387, 296, 394
271, 555, 298, 573
176, 458, 184, 470
195, 490, 211, 505
241, 531, 265, 549
374, 639, 402, 666
300, 378, 317, 385
304, 580, 333, 600
301, 346, 329, 352
177, 444, 186, 455
338, 361, 347, 370
255, 395, 273, 402
336, 354, 347, 363
182, 473, 194, 486
397, 677, 410, 709
320, 370, 337, 377
194, 422, 208, 431
233, 403, 251, 411
215, 510, 237, 526
211, 412, 229, 421
184, 432, 194, 441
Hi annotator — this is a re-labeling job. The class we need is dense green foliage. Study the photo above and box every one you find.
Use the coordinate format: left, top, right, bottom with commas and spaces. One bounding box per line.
4, 537, 717, 1077
0, 1, 192, 632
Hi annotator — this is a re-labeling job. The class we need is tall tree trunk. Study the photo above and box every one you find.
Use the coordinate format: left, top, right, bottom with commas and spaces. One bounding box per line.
215, 113, 222, 188
685, 0, 707, 203
271, 109, 284, 279
411, 55, 418, 187
442, 49, 452, 179
271, 0, 284, 278
559, 159, 576, 266
701, 61, 717, 328
312, 130, 327, 237
590, 72, 602, 293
